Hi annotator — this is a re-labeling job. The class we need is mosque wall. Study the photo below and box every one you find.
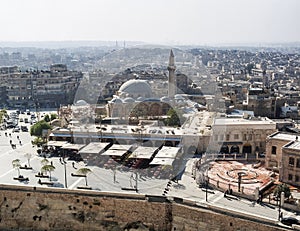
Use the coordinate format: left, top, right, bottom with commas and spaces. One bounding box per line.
0, 184, 287, 231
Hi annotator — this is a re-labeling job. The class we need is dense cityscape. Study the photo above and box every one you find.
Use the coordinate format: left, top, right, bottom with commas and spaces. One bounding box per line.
0, 41, 299, 230
0, 0, 299, 230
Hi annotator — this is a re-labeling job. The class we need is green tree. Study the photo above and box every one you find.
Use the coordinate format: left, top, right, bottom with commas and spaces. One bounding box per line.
30, 120, 51, 137
41, 158, 49, 166
41, 164, 55, 181
0, 109, 7, 124
32, 137, 46, 146
77, 168, 92, 186
44, 114, 50, 122
165, 108, 182, 126
50, 113, 58, 121
273, 183, 291, 199
12, 159, 21, 176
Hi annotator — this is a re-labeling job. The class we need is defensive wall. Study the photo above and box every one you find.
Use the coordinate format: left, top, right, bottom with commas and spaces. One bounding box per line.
0, 184, 289, 231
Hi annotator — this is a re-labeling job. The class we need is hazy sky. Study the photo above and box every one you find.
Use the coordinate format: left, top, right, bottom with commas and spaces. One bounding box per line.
0, 0, 299, 45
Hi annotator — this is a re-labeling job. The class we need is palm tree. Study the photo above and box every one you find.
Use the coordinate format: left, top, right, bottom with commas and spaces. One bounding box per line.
41, 158, 49, 166
12, 159, 21, 177
77, 168, 92, 186
41, 165, 55, 181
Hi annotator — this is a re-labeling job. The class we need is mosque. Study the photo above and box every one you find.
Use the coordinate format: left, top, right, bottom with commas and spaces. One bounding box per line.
106, 50, 183, 120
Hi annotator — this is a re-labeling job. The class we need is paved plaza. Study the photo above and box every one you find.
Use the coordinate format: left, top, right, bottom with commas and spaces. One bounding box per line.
0, 111, 298, 229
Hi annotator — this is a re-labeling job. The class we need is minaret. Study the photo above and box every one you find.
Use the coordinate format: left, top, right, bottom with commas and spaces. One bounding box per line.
168, 49, 176, 98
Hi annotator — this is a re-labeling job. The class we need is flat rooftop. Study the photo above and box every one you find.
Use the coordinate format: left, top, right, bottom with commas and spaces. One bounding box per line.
214, 117, 275, 126
269, 132, 299, 141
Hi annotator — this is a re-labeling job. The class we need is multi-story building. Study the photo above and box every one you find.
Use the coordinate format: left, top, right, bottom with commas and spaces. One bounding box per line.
0, 64, 83, 108
266, 132, 300, 186
210, 114, 277, 155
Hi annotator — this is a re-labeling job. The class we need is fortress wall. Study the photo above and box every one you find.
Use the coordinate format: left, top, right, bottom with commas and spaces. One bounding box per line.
0, 184, 287, 231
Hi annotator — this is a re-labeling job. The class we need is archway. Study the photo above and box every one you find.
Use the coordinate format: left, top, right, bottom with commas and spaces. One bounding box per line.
230, 145, 240, 154
220, 145, 229, 154
242, 144, 252, 154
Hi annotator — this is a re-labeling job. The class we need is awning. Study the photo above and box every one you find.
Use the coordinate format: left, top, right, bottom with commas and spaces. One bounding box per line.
61, 143, 86, 150
102, 144, 132, 156
128, 146, 159, 159
150, 158, 175, 166
78, 142, 110, 154
47, 140, 68, 147
155, 146, 180, 159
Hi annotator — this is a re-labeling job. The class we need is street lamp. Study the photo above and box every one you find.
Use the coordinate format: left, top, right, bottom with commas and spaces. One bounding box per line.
60, 156, 68, 188
278, 191, 284, 221
205, 171, 209, 202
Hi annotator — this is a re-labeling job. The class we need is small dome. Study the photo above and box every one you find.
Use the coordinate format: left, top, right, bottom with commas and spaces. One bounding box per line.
110, 98, 123, 104
75, 100, 88, 106
123, 97, 135, 103
118, 80, 152, 98
174, 94, 185, 100
137, 96, 145, 102
161, 96, 171, 102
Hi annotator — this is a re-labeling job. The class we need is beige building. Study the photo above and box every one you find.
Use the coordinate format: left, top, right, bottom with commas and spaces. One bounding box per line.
210, 115, 277, 155
265, 132, 300, 186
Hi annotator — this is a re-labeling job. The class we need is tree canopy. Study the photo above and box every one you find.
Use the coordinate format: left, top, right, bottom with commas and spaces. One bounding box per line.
30, 120, 51, 137
273, 183, 291, 198
165, 108, 182, 127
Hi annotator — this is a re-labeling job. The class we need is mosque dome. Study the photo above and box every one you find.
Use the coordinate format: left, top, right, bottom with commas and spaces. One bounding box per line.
110, 98, 123, 104
123, 97, 135, 103
137, 96, 145, 102
74, 100, 88, 106
161, 96, 171, 102
118, 80, 152, 98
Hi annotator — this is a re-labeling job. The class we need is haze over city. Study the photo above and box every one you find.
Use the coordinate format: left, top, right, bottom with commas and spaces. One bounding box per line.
0, 0, 299, 45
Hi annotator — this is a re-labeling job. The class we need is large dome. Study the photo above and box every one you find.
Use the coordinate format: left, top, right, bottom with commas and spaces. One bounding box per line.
118, 80, 152, 98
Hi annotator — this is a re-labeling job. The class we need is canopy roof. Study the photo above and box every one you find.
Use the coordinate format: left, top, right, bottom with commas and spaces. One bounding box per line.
79, 142, 110, 154
102, 144, 132, 156
150, 158, 175, 166
155, 146, 180, 159
61, 143, 86, 150
128, 146, 159, 159
47, 140, 68, 147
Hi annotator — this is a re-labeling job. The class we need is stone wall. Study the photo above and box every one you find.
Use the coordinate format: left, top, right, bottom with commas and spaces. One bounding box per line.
0, 184, 288, 231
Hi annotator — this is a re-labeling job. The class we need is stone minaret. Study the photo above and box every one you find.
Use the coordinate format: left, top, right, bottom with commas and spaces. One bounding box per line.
168, 49, 176, 98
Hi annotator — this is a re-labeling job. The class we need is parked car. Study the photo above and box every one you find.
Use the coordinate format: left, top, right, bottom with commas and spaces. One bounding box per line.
21, 126, 28, 132
13, 126, 20, 132
281, 217, 299, 226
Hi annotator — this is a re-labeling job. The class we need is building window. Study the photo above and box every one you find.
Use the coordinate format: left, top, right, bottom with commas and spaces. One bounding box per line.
288, 174, 293, 181
226, 134, 230, 141
243, 134, 247, 141
248, 134, 252, 140
297, 159, 300, 168
234, 134, 239, 140
271, 146, 277, 155
296, 175, 300, 182
289, 157, 295, 167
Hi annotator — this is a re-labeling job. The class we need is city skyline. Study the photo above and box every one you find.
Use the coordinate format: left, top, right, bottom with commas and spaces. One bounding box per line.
0, 0, 299, 45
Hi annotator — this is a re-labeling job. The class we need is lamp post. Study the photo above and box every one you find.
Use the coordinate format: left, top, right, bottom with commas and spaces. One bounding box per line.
205, 172, 208, 202
60, 155, 68, 188
278, 191, 284, 221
